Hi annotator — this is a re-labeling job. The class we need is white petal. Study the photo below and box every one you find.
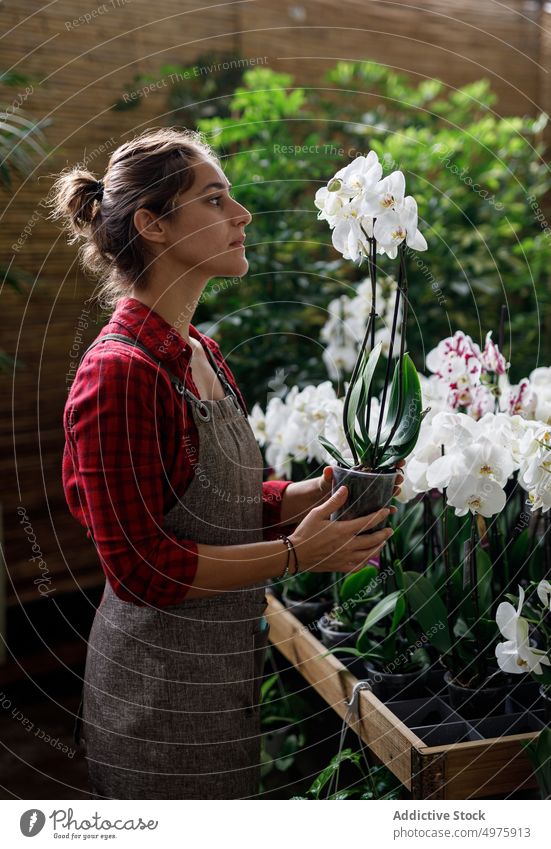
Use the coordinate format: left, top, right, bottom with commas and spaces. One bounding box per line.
407, 228, 428, 251
537, 579, 551, 611
495, 601, 519, 641
495, 641, 528, 674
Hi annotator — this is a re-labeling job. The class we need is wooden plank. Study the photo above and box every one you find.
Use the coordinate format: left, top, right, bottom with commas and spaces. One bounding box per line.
422, 736, 539, 800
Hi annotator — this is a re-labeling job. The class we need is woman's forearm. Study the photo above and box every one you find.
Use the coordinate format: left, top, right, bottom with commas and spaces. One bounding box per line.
184, 538, 289, 599
182, 476, 328, 599
278, 477, 323, 526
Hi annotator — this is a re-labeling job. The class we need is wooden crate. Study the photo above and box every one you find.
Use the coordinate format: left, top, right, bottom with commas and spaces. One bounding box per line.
266, 593, 540, 800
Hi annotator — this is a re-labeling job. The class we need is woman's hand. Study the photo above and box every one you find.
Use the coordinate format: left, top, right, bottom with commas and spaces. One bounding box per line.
290, 486, 394, 574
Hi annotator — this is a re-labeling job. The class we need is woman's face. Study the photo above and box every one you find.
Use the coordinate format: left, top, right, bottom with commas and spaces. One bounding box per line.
162, 156, 252, 279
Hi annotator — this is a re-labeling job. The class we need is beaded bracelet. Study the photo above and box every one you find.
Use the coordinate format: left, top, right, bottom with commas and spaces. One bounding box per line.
277, 533, 299, 579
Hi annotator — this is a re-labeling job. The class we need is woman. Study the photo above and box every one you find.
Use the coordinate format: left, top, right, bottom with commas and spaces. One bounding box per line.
51, 127, 399, 800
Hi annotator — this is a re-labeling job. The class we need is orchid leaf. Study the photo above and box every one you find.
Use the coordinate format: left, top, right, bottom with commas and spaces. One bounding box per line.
379, 354, 423, 450
356, 590, 402, 653
347, 342, 382, 455
389, 592, 406, 634
339, 565, 379, 604
403, 571, 452, 654
318, 435, 351, 468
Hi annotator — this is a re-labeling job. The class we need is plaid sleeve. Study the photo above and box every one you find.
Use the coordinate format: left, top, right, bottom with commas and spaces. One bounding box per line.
64, 348, 198, 606
261, 479, 294, 540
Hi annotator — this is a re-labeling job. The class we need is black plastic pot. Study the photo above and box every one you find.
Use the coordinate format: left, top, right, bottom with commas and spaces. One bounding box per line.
282, 588, 333, 626
444, 670, 511, 720
317, 614, 359, 649
425, 663, 447, 695
331, 466, 397, 530
364, 660, 430, 701
338, 655, 369, 680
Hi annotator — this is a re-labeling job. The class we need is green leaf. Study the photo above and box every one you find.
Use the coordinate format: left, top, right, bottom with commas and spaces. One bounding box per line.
306, 748, 362, 799
389, 592, 406, 635
347, 342, 382, 455
392, 558, 405, 591
403, 571, 452, 654
356, 590, 402, 652
522, 727, 551, 800
510, 529, 529, 568
378, 354, 404, 445
260, 673, 280, 702
378, 354, 423, 451
391, 503, 424, 561
317, 435, 351, 468
339, 565, 379, 604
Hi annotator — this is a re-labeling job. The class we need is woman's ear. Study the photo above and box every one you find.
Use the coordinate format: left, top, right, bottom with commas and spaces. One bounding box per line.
133, 207, 166, 246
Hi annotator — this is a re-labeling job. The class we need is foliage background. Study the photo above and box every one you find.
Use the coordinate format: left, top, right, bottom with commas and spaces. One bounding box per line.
146, 57, 551, 407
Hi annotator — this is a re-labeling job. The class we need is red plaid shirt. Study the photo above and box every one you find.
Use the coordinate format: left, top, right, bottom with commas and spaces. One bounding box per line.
62, 296, 292, 606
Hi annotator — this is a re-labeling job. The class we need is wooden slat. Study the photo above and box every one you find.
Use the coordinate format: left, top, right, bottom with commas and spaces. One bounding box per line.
423, 735, 539, 800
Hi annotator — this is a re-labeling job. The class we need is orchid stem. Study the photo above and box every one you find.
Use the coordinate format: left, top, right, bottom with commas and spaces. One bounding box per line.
377, 244, 409, 461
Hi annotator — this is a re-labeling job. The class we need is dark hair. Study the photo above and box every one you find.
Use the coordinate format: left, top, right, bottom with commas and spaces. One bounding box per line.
46, 126, 221, 310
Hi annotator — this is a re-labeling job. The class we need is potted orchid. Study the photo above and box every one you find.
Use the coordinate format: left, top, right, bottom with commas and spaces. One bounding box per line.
313, 153, 428, 525
317, 563, 381, 650
327, 556, 433, 700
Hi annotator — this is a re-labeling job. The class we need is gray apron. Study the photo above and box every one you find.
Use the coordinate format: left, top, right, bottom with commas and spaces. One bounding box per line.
74, 333, 270, 799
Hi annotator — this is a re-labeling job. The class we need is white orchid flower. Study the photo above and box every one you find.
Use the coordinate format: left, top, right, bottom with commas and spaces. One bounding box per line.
495, 585, 551, 675
314, 186, 344, 224
248, 403, 267, 446
395, 471, 417, 504
537, 579, 551, 611
425, 448, 466, 491
518, 425, 551, 513
373, 195, 428, 258
460, 436, 516, 488
446, 475, 507, 517
330, 196, 373, 262
332, 152, 383, 199
429, 410, 479, 448
322, 344, 358, 382
362, 170, 406, 218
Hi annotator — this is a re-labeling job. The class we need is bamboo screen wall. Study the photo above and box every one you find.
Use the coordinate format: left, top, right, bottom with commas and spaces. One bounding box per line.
2, 0, 550, 607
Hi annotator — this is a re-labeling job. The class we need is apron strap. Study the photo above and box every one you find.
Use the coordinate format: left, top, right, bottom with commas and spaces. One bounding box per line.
80, 332, 215, 421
